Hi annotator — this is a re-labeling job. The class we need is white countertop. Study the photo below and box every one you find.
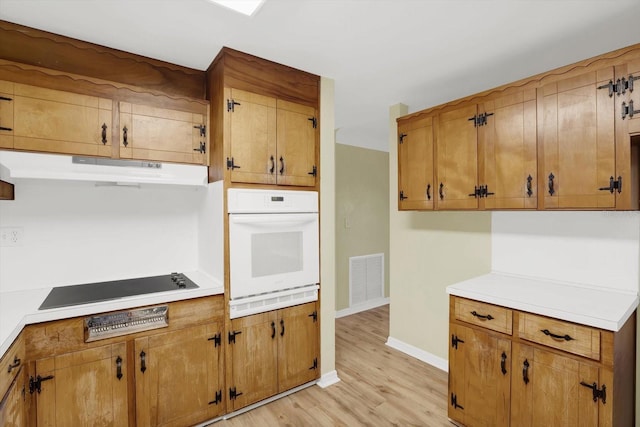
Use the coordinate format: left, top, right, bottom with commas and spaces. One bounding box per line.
0, 270, 224, 357
446, 272, 639, 331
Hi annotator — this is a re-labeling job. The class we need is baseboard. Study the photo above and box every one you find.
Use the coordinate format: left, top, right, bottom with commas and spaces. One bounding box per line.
316, 370, 340, 388
385, 336, 448, 372
335, 297, 389, 318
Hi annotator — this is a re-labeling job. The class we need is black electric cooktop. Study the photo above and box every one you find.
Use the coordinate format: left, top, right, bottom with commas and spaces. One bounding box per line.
38, 273, 198, 310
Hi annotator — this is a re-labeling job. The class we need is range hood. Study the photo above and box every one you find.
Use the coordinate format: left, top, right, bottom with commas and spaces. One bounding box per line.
0, 151, 208, 187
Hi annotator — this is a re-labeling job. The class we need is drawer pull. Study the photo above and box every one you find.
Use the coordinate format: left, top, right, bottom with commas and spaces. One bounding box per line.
470, 311, 494, 321
540, 329, 574, 341
7, 356, 20, 373
522, 359, 530, 384
500, 352, 507, 375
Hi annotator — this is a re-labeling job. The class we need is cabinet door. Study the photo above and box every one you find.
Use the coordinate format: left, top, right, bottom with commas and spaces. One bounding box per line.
34, 343, 128, 427
135, 322, 223, 427
435, 104, 478, 209
276, 99, 317, 187
398, 116, 434, 210
226, 88, 277, 184
0, 368, 26, 427
0, 80, 13, 149
228, 311, 278, 411
511, 343, 603, 427
278, 302, 319, 392
479, 89, 537, 209
119, 102, 207, 165
10, 82, 112, 157
448, 324, 510, 427
538, 67, 616, 209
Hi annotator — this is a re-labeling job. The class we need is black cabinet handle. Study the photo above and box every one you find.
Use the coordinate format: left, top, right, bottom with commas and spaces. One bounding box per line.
470, 310, 494, 321
279, 156, 285, 175
280, 319, 285, 337
548, 173, 555, 196
500, 352, 507, 375
271, 321, 276, 339
269, 156, 275, 174
0, 96, 12, 132
426, 184, 431, 201
7, 356, 20, 373
116, 356, 123, 380
540, 329, 574, 341
101, 123, 107, 145
526, 175, 533, 197
140, 350, 146, 373
522, 359, 530, 384
439, 183, 444, 200
122, 126, 129, 148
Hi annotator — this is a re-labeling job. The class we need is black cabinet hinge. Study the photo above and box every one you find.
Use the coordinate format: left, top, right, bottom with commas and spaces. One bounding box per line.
399, 133, 407, 144
309, 357, 318, 370
308, 311, 318, 322
621, 100, 640, 119
400, 190, 408, 201
193, 141, 206, 154
451, 334, 465, 350
193, 124, 206, 137
600, 75, 640, 97
598, 176, 623, 194
468, 112, 493, 127
308, 165, 317, 177
227, 99, 241, 112
29, 375, 54, 394
229, 387, 243, 400
208, 333, 221, 347
308, 117, 317, 129
227, 157, 241, 170
209, 389, 223, 405
228, 330, 242, 344
450, 393, 464, 410
580, 381, 606, 403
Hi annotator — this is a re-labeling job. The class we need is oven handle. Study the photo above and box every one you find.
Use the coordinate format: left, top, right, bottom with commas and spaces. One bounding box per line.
229, 213, 318, 227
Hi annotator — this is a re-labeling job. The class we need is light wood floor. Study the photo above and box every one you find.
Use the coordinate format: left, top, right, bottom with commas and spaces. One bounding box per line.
217, 305, 451, 426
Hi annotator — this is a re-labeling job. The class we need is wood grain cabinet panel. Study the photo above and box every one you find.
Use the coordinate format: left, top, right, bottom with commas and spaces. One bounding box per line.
2, 81, 112, 157
435, 103, 479, 210
135, 322, 224, 427
32, 342, 128, 427
225, 88, 317, 187
119, 101, 207, 165
0, 334, 24, 402
227, 302, 320, 412
397, 115, 434, 210
0, 368, 26, 427
538, 67, 617, 209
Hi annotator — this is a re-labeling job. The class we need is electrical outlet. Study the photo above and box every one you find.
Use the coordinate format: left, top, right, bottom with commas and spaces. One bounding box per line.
0, 227, 24, 247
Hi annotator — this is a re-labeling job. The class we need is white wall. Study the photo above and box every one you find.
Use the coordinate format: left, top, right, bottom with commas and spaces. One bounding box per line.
0, 179, 203, 292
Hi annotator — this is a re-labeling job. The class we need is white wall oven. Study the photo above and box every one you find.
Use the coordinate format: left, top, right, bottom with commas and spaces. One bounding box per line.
227, 188, 319, 318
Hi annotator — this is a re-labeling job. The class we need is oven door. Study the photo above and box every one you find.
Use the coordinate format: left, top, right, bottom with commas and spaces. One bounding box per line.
228, 212, 319, 299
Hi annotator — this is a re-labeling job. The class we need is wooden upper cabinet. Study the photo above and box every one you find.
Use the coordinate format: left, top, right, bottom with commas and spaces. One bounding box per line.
33, 342, 128, 427
135, 322, 224, 427
479, 89, 537, 209
538, 67, 617, 209
276, 99, 317, 187
226, 88, 277, 185
397, 115, 434, 210
226, 88, 317, 187
0, 80, 112, 156
119, 102, 207, 165
435, 103, 479, 209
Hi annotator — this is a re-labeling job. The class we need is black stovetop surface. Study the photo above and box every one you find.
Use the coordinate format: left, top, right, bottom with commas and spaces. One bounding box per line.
38, 273, 198, 310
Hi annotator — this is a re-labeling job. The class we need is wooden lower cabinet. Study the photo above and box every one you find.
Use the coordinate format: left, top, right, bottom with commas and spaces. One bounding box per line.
32, 342, 128, 427
134, 323, 224, 427
449, 296, 635, 427
0, 368, 26, 427
227, 302, 319, 412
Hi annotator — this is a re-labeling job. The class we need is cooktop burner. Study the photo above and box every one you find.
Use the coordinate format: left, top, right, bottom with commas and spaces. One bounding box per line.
38, 273, 198, 310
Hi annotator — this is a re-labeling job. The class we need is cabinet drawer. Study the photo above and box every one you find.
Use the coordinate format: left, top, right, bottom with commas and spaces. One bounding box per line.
0, 334, 24, 396
454, 297, 513, 335
518, 313, 601, 360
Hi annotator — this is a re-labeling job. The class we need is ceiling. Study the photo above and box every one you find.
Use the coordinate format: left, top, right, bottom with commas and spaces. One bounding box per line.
1, 0, 640, 152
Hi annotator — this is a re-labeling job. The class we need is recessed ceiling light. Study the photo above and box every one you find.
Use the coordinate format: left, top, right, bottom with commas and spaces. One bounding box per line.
209, 0, 266, 16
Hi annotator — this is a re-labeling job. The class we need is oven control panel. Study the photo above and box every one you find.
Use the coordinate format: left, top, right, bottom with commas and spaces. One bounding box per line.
84, 305, 168, 342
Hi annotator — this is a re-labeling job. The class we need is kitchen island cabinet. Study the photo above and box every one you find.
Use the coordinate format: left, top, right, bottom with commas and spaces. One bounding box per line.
447, 275, 637, 427
227, 302, 319, 412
